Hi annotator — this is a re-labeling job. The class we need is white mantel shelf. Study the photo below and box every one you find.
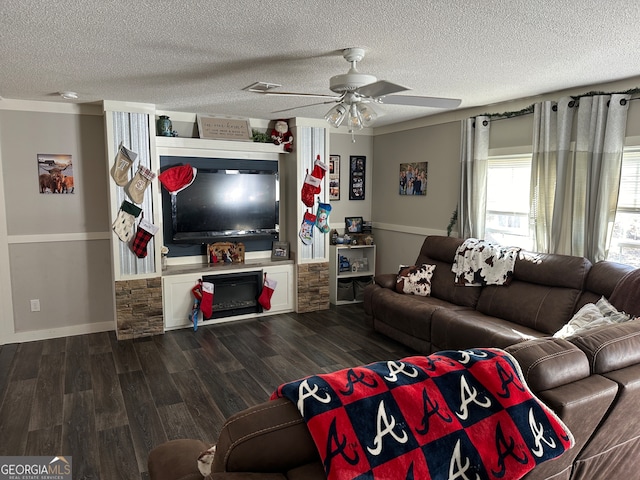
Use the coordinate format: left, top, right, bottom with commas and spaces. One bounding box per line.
162, 258, 294, 277
155, 136, 287, 154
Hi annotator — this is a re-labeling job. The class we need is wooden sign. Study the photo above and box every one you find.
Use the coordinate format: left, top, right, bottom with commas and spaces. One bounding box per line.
197, 115, 251, 141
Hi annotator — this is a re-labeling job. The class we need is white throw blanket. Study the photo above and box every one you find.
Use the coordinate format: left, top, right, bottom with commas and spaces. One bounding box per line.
451, 238, 520, 286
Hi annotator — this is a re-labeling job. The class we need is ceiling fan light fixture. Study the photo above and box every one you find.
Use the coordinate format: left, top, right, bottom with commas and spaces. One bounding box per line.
357, 103, 377, 127
348, 103, 363, 131
325, 104, 347, 128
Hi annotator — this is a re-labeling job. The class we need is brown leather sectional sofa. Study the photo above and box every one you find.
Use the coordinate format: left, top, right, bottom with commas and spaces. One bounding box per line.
148, 235, 640, 480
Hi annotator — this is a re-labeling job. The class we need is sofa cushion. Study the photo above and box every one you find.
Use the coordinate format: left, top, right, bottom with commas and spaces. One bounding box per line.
396, 264, 435, 296
411, 236, 483, 307
569, 319, 640, 374
609, 268, 640, 317
575, 260, 634, 310
513, 250, 592, 289
370, 285, 469, 343
476, 281, 581, 335
430, 308, 543, 351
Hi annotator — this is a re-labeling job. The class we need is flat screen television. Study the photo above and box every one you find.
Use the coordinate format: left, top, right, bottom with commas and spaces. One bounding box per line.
171, 168, 279, 243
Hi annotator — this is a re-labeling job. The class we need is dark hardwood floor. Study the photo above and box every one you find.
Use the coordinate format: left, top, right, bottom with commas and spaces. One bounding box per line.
0, 304, 415, 479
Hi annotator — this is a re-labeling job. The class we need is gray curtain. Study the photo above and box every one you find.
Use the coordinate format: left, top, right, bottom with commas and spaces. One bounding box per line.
530, 94, 630, 262
459, 116, 490, 239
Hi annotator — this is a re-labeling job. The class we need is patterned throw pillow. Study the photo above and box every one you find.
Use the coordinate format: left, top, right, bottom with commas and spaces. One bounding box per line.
396, 264, 436, 296
554, 296, 633, 338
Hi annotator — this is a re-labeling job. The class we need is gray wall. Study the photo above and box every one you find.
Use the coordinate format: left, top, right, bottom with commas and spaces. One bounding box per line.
372, 121, 461, 273
1, 109, 113, 336
328, 131, 374, 231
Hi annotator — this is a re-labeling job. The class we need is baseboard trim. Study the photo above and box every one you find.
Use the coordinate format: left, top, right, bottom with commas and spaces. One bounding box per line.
3, 321, 114, 345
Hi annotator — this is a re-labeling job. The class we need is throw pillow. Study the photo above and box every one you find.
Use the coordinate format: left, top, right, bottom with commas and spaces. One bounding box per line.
554, 296, 633, 338
396, 264, 436, 296
596, 295, 632, 322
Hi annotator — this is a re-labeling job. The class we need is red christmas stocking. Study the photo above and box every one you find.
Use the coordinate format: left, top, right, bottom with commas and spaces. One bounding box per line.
258, 274, 278, 310
130, 217, 159, 258
301, 172, 321, 207
310, 155, 328, 194
200, 281, 214, 318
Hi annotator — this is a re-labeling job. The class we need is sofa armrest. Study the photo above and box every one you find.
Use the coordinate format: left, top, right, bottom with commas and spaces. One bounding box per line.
374, 273, 397, 290
148, 438, 208, 480
213, 398, 319, 474
506, 337, 590, 391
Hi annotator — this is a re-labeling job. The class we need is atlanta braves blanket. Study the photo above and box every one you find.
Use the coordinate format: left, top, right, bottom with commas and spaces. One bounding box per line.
271, 348, 573, 480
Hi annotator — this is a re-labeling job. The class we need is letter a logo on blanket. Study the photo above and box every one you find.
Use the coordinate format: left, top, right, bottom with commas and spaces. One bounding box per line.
456, 375, 492, 420
384, 361, 419, 382
529, 408, 557, 457
367, 400, 409, 455
297, 379, 331, 415
449, 439, 480, 480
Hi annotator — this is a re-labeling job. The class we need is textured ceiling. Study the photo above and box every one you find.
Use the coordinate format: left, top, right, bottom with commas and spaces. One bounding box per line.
2, 0, 640, 126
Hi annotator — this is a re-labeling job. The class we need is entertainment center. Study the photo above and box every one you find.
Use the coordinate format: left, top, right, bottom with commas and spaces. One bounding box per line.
156, 135, 295, 330
103, 107, 330, 339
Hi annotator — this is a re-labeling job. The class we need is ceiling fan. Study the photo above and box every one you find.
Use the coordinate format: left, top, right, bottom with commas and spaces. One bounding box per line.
244, 47, 461, 131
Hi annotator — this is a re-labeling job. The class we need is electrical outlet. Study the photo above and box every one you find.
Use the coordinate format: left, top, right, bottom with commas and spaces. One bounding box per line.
30, 299, 40, 312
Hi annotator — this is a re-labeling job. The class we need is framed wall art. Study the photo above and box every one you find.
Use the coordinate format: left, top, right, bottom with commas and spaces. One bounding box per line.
399, 161, 428, 196
345, 216, 363, 233
37, 153, 74, 194
329, 154, 340, 200
349, 155, 366, 200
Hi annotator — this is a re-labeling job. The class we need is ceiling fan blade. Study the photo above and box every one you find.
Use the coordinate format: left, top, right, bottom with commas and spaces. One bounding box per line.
262, 91, 340, 100
356, 80, 410, 98
378, 95, 462, 109
271, 99, 339, 114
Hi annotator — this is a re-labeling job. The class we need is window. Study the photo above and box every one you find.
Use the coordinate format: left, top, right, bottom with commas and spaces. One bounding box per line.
607, 148, 640, 267
484, 154, 534, 250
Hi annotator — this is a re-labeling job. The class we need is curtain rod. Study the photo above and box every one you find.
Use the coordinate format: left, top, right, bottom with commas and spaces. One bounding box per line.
478, 87, 640, 122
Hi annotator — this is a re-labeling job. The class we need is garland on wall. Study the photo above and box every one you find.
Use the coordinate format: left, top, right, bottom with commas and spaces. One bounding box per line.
478, 86, 640, 121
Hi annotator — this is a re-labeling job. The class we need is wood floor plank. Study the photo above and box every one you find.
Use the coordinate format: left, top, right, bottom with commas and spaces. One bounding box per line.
193, 329, 243, 372
90, 352, 129, 431
171, 370, 226, 444
62, 390, 99, 479
156, 402, 203, 441
219, 334, 286, 394
41, 337, 66, 355
64, 335, 92, 393
134, 341, 183, 407
29, 352, 65, 431
87, 331, 113, 355
10, 341, 43, 381
184, 349, 249, 418
0, 343, 18, 406
109, 332, 142, 374
225, 367, 273, 405
98, 425, 140, 480
152, 334, 191, 373
0, 379, 37, 455
25, 425, 62, 456
119, 370, 168, 473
